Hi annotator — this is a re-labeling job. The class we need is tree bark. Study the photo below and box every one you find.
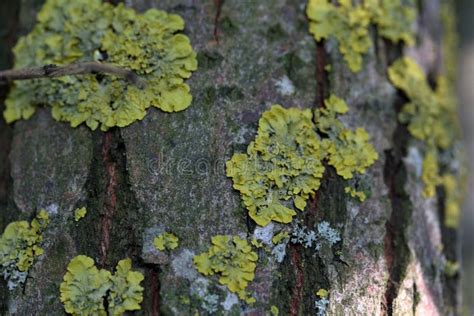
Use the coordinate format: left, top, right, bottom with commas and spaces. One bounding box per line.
0, 0, 461, 315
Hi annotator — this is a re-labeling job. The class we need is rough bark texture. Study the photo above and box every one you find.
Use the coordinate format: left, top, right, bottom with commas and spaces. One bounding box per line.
0, 0, 461, 315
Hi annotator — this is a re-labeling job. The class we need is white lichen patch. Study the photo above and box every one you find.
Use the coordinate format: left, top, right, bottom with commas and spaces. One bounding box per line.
221, 292, 239, 311
271, 243, 287, 263
404, 146, 423, 177
253, 222, 275, 246
274, 75, 295, 96
171, 249, 198, 281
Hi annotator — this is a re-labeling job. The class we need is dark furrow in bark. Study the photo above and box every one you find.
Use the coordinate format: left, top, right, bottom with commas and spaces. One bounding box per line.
382, 103, 412, 315
213, 0, 224, 44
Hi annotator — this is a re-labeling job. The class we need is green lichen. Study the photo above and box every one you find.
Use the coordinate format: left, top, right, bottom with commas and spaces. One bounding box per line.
193, 235, 258, 304
316, 288, 329, 298
60, 255, 111, 315
227, 98, 377, 226
4, 0, 197, 130
442, 173, 464, 229
226, 105, 326, 226
388, 57, 464, 204
388, 58, 459, 150
108, 258, 145, 316
344, 186, 366, 202
306, 0, 416, 72
0, 209, 49, 290
153, 232, 179, 251
74, 207, 87, 222
388, 55, 466, 227
60, 255, 144, 315
270, 305, 279, 316
317, 96, 379, 179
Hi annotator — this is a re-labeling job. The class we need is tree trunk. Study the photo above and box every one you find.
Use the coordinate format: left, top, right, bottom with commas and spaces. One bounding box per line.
0, 0, 462, 315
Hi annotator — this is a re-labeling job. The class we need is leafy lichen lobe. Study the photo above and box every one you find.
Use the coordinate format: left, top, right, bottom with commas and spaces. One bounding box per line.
306, 0, 416, 72
193, 235, 258, 304
226, 98, 378, 227
0, 209, 49, 290
60, 255, 144, 315
5, 0, 197, 130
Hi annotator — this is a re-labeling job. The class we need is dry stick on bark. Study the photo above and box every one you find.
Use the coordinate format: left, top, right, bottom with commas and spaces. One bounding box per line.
0, 61, 145, 88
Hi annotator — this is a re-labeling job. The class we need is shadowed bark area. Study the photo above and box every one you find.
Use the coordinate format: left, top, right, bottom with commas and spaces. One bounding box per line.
0, 0, 461, 315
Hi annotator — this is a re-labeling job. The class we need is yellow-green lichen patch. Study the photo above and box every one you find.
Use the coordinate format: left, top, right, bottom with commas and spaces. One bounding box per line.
193, 235, 258, 303
388, 57, 463, 199
306, 0, 416, 72
388, 58, 459, 150
270, 305, 279, 315
153, 232, 179, 251
388, 56, 466, 226
60, 255, 112, 315
344, 186, 367, 202
108, 258, 145, 315
60, 255, 144, 315
0, 209, 49, 290
314, 96, 378, 180
74, 207, 87, 222
442, 173, 464, 228
4, 0, 197, 130
226, 105, 326, 226
227, 99, 378, 226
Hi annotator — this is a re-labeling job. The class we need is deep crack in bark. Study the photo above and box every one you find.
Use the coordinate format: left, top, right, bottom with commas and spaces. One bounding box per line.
213, 0, 224, 44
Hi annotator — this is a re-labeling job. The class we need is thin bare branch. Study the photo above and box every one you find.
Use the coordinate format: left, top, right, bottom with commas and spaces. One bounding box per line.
0, 62, 145, 88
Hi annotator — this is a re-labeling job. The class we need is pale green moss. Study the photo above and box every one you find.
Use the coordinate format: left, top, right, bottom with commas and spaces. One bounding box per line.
193, 235, 257, 304
306, 0, 416, 72
0, 210, 49, 290
74, 207, 87, 222
4, 0, 197, 130
227, 98, 377, 226
60, 255, 144, 315
153, 232, 179, 251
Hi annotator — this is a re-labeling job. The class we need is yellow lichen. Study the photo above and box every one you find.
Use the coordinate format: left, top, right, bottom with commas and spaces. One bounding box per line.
388, 57, 463, 200
108, 258, 145, 315
316, 96, 379, 180
74, 207, 87, 222
153, 232, 179, 251
60, 255, 144, 315
306, 0, 416, 72
344, 186, 367, 202
421, 150, 440, 198
388, 49, 466, 227
193, 235, 258, 303
388, 57, 459, 150
226, 105, 326, 226
227, 98, 377, 226
270, 305, 279, 316
442, 174, 463, 229
0, 210, 49, 289
316, 288, 329, 298
4, 0, 197, 130
60, 255, 112, 315
272, 231, 290, 245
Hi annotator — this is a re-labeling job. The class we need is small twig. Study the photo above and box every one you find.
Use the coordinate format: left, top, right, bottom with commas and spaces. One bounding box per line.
0, 62, 145, 88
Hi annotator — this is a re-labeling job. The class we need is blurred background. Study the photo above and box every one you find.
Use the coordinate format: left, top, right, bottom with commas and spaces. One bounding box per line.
458, 0, 474, 313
